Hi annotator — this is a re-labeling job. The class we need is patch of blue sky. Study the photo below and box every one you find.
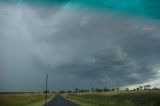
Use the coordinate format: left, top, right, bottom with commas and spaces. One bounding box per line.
2, 0, 160, 19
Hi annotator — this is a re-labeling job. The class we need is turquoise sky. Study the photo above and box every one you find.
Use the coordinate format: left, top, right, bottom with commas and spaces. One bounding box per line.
2, 0, 160, 19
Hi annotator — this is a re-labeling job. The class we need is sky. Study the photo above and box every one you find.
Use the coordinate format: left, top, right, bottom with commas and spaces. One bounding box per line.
0, 0, 160, 92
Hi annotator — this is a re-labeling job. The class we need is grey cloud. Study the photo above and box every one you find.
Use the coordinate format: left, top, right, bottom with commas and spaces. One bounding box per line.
0, 3, 160, 91
54, 47, 140, 85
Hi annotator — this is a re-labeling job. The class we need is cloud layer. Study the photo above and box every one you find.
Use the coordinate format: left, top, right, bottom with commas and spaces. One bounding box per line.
0, 1, 160, 91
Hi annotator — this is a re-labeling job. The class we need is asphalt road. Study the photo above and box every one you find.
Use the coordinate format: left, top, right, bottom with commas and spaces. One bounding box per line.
46, 95, 80, 106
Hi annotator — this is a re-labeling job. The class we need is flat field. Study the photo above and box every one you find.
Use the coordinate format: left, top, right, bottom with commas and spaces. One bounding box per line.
62, 91, 160, 106
0, 93, 54, 106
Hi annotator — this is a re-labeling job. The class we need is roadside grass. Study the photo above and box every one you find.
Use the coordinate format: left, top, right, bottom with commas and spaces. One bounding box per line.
0, 93, 55, 106
62, 91, 160, 106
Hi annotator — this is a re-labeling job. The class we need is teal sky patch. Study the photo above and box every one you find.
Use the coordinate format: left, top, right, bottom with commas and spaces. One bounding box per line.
1, 0, 160, 19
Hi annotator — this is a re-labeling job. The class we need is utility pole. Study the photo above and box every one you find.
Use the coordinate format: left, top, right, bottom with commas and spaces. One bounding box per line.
45, 75, 48, 106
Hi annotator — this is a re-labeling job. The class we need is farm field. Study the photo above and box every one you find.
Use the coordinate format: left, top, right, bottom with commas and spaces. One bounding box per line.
62, 91, 160, 106
0, 93, 55, 106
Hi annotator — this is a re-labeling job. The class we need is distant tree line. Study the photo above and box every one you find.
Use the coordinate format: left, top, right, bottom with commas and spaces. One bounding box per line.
58, 87, 120, 93
125, 85, 160, 91
41, 84, 160, 94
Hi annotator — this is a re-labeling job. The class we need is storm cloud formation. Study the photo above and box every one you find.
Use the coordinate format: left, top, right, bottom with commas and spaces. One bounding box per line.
0, 0, 160, 91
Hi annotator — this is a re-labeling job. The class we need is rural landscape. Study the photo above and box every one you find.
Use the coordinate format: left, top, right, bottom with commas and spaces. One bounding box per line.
1, 86, 160, 106
1, 0, 160, 106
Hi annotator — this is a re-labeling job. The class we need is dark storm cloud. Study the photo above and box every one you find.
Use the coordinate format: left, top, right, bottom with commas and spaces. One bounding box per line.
0, 1, 160, 91
52, 47, 140, 85
28, 9, 160, 89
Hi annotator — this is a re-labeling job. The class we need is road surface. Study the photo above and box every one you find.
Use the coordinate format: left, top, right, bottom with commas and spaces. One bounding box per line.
46, 95, 80, 106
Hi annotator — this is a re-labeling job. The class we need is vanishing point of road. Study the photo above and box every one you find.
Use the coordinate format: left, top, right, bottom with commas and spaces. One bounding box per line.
46, 95, 80, 106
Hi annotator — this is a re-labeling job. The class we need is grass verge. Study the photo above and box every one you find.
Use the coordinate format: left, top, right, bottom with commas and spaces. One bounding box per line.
0, 93, 55, 106
62, 91, 160, 106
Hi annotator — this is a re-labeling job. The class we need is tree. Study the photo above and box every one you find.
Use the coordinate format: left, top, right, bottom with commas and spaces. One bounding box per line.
95, 88, 102, 92
146, 85, 151, 89
125, 88, 129, 91
139, 86, 143, 90
67, 90, 72, 93
91, 87, 95, 92
43, 90, 50, 93
104, 87, 110, 92
144, 85, 150, 90
117, 88, 119, 91
111, 88, 115, 92
75, 88, 79, 93
59, 91, 66, 93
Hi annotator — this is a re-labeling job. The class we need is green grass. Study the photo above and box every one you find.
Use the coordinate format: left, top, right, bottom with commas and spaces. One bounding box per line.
62, 91, 160, 106
0, 93, 55, 106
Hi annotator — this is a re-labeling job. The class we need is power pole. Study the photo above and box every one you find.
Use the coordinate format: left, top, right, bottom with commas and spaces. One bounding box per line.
45, 75, 48, 106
